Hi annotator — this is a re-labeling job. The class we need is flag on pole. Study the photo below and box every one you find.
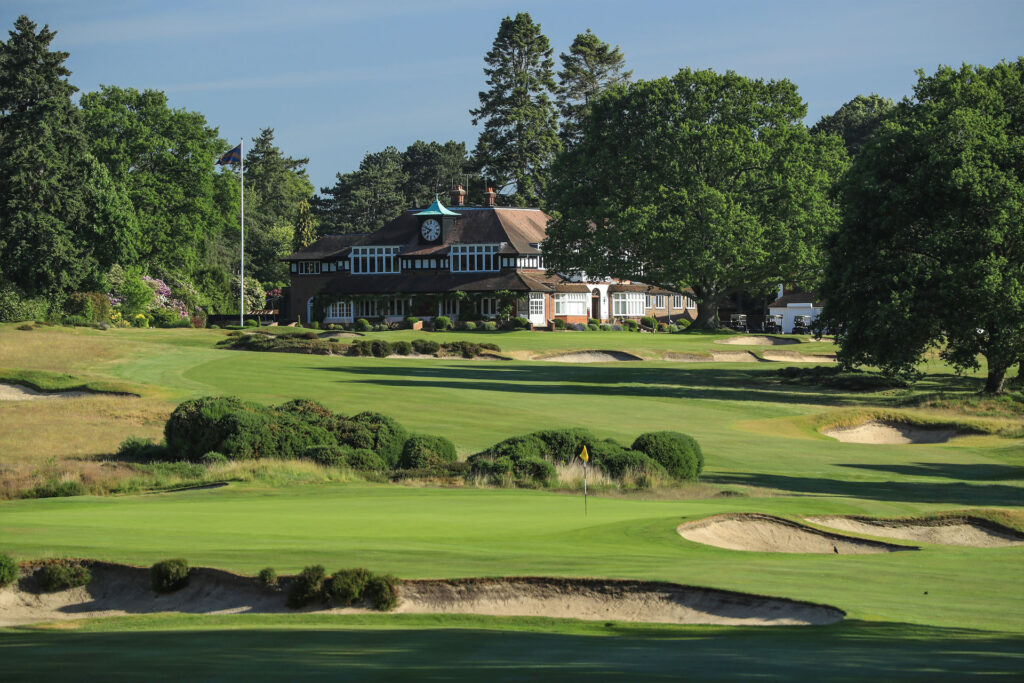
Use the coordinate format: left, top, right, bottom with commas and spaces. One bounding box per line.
579, 445, 589, 516
216, 144, 242, 165
579, 445, 589, 462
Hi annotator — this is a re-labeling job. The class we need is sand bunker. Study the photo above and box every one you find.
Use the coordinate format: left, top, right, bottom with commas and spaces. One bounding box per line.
0, 562, 844, 628
677, 514, 914, 554
822, 420, 961, 444
542, 350, 642, 363
663, 351, 762, 362
761, 351, 837, 363
806, 516, 1024, 548
716, 336, 800, 346
395, 577, 843, 626
0, 383, 91, 401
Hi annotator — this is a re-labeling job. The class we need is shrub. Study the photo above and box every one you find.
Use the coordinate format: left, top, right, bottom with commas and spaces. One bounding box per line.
22, 479, 87, 499
258, 567, 278, 590
640, 316, 657, 329
130, 313, 150, 328
348, 339, 373, 356
334, 412, 408, 468
621, 319, 638, 332
117, 435, 168, 462
676, 319, 691, 330
370, 339, 392, 358
329, 337, 340, 344
391, 340, 411, 356
411, 339, 440, 355
151, 559, 189, 593
39, 562, 92, 592
287, 565, 327, 608
404, 316, 420, 329
303, 444, 346, 466
208, 324, 220, 329
365, 573, 400, 611
310, 321, 320, 330
492, 455, 514, 475
344, 448, 387, 472
588, 318, 600, 326
16, 323, 33, 331
0, 287, 53, 322
598, 446, 666, 480
482, 321, 498, 331
354, 318, 372, 332
587, 323, 599, 331
512, 316, 530, 329
658, 322, 668, 332
631, 431, 703, 480
62, 314, 92, 327
276, 399, 338, 431
552, 318, 567, 330
490, 434, 546, 461
515, 455, 556, 484
530, 428, 597, 464
325, 567, 372, 606
65, 292, 110, 324
599, 323, 611, 331
300, 331, 318, 340
245, 318, 259, 327
666, 324, 679, 333
200, 451, 228, 466
569, 322, 586, 331
462, 321, 477, 331
400, 435, 457, 469
434, 315, 452, 331
611, 324, 622, 331
0, 553, 19, 587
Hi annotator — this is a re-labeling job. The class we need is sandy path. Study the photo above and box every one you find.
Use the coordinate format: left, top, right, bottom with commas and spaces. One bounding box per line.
806, 517, 1024, 548
715, 336, 799, 346
0, 562, 843, 628
822, 420, 960, 444
677, 514, 914, 554
0, 383, 90, 401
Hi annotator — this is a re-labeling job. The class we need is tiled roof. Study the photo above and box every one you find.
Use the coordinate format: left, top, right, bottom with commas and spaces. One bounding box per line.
608, 282, 675, 295
282, 233, 369, 261
319, 270, 542, 295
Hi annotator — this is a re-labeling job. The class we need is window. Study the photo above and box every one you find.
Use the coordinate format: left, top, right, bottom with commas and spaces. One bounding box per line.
645, 294, 652, 308
554, 292, 587, 316
655, 295, 666, 309
386, 298, 410, 317
297, 261, 321, 275
478, 298, 499, 317
325, 300, 352, 320
672, 295, 683, 309
686, 296, 696, 309
438, 298, 459, 317
354, 300, 377, 318
350, 246, 400, 274
529, 292, 545, 316
450, 244, 499, 272
612, 292, 645, 317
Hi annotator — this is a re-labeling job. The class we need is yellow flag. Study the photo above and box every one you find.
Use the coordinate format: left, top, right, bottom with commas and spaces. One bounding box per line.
579, 445, 589, 462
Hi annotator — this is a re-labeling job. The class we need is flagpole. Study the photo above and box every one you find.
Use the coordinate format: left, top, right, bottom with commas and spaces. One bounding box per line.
584, 460, 588, 516
239, 138, 245, 327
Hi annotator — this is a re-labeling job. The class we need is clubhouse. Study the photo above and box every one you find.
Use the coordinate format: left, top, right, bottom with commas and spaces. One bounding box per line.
281, 187, 696, 328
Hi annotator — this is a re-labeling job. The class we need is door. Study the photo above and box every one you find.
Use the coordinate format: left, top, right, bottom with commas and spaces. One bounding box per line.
591, 289, 601, 321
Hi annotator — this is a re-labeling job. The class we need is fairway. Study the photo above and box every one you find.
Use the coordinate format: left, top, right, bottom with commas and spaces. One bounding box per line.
1, 325, 1022, 677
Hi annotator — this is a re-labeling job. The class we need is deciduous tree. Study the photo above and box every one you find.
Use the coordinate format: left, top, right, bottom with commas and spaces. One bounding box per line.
819, 61, 1024, 393
470, 12, 560, 206
544, 69, 846, 328
811, 94, 894, 157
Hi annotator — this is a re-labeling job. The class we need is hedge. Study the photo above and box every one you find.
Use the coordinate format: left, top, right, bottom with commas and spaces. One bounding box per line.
631, 431, 703, 480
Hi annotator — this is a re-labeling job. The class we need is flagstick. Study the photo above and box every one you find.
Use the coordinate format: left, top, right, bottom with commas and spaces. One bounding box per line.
584, 460, 588, 517
239, 138, 245, 328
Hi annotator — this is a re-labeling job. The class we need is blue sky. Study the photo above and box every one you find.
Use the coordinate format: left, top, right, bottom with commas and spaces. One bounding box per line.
3, 0, 1022, 192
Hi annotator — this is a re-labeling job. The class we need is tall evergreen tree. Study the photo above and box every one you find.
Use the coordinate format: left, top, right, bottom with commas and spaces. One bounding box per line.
556, 29, 631, 149
314, 146, 406, 234
470, 12, 560, 206
242, 127, 313, 283
292, 199, 317, 251
0, 16, 137, 300
402, 140, 468, 207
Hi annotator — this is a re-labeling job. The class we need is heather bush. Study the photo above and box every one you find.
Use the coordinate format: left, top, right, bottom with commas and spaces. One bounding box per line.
258, 567, 278, 590
530, 428, 596, 464
343, 448, 387, 472
334, 412, 408, 468
117, 435, 169, 461
631, 431, 703, 480
324, 567, 372, 606
399, 435, 457, 469
200, 451, 228, 466
365, 573, 399, 611
0, 553, 19, 587
151, 559, 189, 593
39, 562, 92, 592
287, 565, 327, 608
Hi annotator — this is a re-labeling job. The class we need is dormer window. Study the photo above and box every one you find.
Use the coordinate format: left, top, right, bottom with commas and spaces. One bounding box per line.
451, 244, 499, 272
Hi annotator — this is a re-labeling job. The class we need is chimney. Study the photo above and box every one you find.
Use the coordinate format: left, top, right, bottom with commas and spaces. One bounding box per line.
484, 187, 496, 208
450, 184, 466, 207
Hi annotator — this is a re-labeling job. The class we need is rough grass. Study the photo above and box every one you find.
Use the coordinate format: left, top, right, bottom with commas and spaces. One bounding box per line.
0, 368, 140, 396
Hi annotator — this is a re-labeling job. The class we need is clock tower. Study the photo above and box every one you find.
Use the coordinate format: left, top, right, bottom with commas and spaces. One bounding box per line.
414, 195, 460, 245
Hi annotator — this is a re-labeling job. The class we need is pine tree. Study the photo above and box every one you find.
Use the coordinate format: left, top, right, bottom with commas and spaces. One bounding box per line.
0, 15, 137, 300
292, 199, 317, 251
556, 30, 632, 149
470, 12, 560, 206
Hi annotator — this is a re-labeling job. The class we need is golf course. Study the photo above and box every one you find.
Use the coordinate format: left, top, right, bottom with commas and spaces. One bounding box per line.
0, 323, 1021, 679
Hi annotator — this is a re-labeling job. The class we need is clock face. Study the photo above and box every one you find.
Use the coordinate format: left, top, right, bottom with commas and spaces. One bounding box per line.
421, 218, 441, 241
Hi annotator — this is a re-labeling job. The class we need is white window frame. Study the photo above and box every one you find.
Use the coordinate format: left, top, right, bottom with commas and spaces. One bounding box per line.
645, 294, 653, 308
386, 298, 411, 317
325, 300, 352, 321
478, 298, 499, 317
297, 261, 321, 275
450, 244, 499, 273
686, 296, 696, 309
529, 292, 545, 316
554, 292, 587, 316
438, 298, 460, 317
655, 295, 666, 309
672, 295, 683, 309
354, 300, 377, 318
350, 246, 401, 275
612, 292, 645, 317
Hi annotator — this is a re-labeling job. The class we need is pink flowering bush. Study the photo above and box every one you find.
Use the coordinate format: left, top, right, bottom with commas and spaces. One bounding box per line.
143, 276, 189, 320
